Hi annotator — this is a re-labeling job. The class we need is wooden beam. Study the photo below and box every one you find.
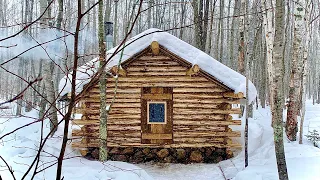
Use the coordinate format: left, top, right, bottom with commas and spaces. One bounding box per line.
141, 93, 172, 100
186, 64, 200, 76
72, 142, 241, 148
138, 56, 171, 61
174, 131, 241, 137
173, 108, 242, 115
110, 65, 127, 77
223, 92, 244, 99
151, 41, 160, 55
174, 120, 241, 126
142, 133, 173, 140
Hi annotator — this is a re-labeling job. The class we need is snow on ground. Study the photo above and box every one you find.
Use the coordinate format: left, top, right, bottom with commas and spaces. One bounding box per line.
1, 100, 320, 180
0, 105, 151, 180
138, 100, 320, 180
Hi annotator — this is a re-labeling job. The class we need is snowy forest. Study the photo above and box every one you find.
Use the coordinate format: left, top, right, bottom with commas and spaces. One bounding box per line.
0, 0, 320, 180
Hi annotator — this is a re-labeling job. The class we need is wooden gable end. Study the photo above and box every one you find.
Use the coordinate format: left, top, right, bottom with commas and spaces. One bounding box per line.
121, 45, 233, 92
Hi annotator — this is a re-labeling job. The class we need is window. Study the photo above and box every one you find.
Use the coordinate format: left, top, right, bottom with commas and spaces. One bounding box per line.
147, 101, 167, 124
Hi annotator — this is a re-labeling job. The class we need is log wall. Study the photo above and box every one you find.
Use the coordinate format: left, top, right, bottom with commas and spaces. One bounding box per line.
71, 50, 242, 150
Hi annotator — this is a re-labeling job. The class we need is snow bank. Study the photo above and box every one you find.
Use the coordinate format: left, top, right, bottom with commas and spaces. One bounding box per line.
59, 28, 257, 103
235, 143, 320, 180
0, 109, 152, 180
234, 101, 320, 180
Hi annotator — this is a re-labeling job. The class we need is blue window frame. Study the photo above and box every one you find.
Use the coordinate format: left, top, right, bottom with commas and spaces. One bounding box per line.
147, 102, 167, 124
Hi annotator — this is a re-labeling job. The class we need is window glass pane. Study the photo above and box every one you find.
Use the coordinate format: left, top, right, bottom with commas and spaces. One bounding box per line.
149, 103, 165, 123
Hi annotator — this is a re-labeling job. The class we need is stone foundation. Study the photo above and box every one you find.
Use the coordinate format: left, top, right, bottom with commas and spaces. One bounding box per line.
84, 147, 233, 163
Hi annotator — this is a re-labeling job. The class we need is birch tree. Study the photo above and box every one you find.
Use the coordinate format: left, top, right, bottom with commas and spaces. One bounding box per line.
286, 0, 307, 141
272, 0, 289, 178
262, 0, 274, 124
299, 0, 311, 144
237, 0, 246, 119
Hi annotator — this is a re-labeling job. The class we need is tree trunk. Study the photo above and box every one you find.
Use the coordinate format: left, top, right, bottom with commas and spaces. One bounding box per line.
299, 0, 311, 144
272, 0, 289, 179
113, 0, 118, 46
98, 0, 108, 161
262, 0, 274, 125
219, 0, 224, 61
238, 0, 246, 118
286, 0, 306, 141
56, 0, 63, 29
206, 0, 217, 55
44, 62, 58, 135
229, 0, 240, 69
179, 0, 186, 39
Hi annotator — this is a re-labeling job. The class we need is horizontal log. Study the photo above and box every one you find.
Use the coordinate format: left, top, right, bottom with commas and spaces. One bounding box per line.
72, 142, 241, 148
105, 82, 220, 88
129, 60, 180, 66
84, 125, 141, 131
174, 137, 225, 143
88, 137, 141, 144
107, 76, 209, 83
109, 107, 140, 114
174, 120, 241, 126
71, 119, 141, 125
141, 133, 173, 140
86, 93, 141, 99
126, 66, 187, 72
138, 56, 171, 61
173, 87, 226, 93
84, 114, 141, 120
223, 92, 244, 99
72, 130, 141, 138
174, 98, 240, 104
173, 108, 242, 115
82, 108, 141, 115
141, 93, 172, 100
173, 114, 231, 120
73, 140, 143, 147
127, 71, 187, 76
83, 98, 141, 103
89, 88, 141, 94
218, 103, 232, 110
174, 131, 241, 138
87, 103, 141, 108
173, 125, 226, 132
173, 103, 219, 109
173, 93, 224, 99
107, 98, 141, 103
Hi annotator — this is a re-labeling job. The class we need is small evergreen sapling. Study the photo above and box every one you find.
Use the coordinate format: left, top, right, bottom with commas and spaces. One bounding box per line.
305, 130, 320, 147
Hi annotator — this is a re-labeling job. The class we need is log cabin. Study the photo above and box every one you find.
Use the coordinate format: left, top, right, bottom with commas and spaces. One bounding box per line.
59, 28, 257, 163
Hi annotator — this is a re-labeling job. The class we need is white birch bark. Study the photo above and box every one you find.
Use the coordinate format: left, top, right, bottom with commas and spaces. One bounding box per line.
262, 0, 275, 125
299, 0, 311, 144
286, 0, 307, 141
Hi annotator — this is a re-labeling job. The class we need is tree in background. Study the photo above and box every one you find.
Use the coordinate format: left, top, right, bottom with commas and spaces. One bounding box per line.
98, 0, 107, 161
286, 0, 308, 141
271, 0, 289, 179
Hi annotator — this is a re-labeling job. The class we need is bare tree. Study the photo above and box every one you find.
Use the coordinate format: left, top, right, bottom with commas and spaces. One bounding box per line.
272, 0, 289, 179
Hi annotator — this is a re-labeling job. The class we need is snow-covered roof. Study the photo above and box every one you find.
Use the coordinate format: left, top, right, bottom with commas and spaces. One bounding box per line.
59, 28, 257, 103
